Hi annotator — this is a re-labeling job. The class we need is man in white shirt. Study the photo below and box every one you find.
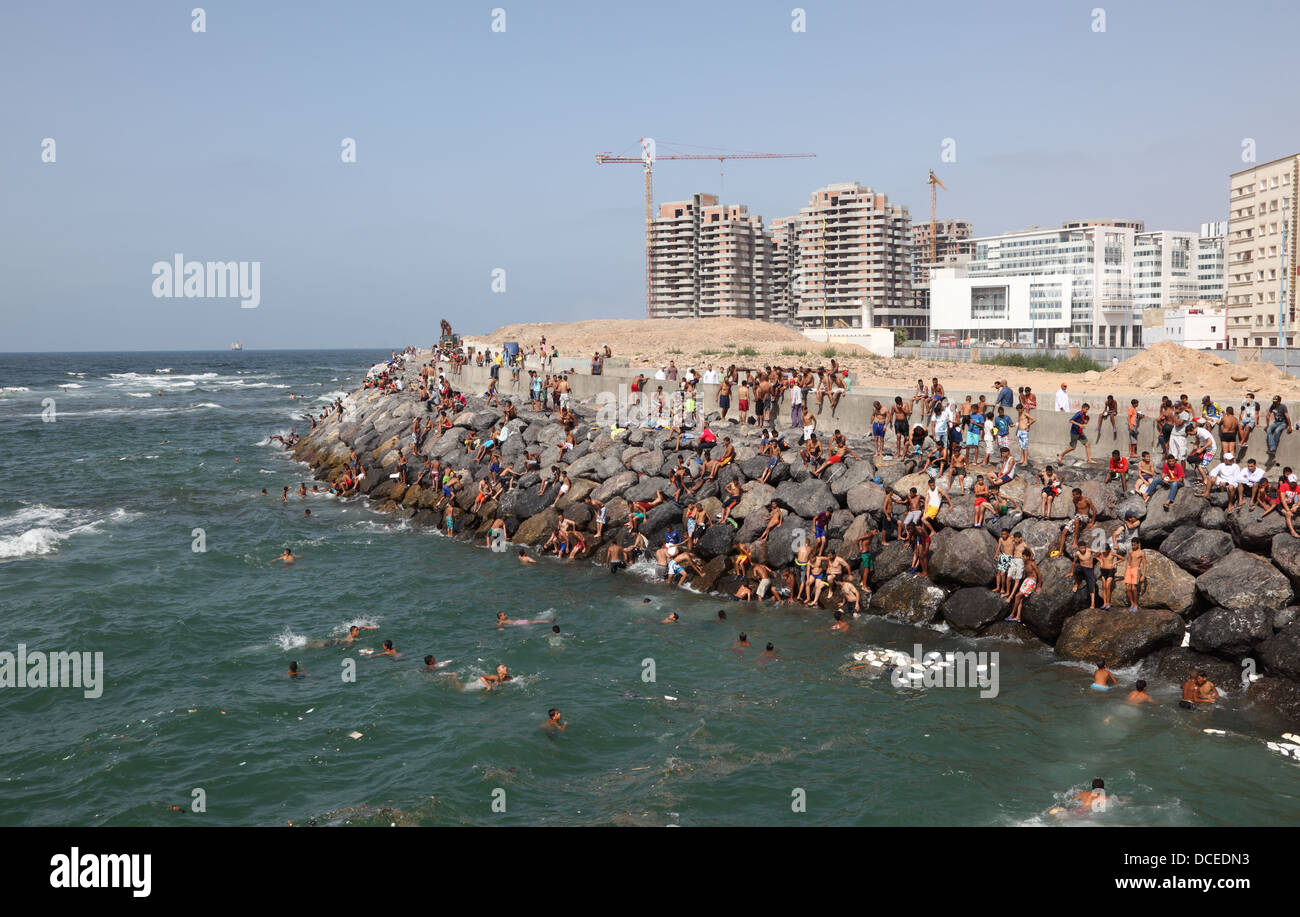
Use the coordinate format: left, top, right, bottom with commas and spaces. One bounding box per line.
1205, 453, 1240, 510
654, 366, 667, 381
1054, 383, 1070, 412
1240, 457, 1266, 507
703, 366, 719, 385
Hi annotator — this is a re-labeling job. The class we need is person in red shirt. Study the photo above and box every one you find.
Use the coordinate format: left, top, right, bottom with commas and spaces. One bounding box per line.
1108, 450, 1129, 490
1142, 456, 1185, 509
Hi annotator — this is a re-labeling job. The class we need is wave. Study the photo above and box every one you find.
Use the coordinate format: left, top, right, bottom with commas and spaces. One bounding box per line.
1, 386, 31, 393
274, 628, 309, 651
0, 505, 138, 560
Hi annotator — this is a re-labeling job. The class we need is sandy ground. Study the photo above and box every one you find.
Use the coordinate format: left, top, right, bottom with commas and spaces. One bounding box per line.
468, 319, 1300, 401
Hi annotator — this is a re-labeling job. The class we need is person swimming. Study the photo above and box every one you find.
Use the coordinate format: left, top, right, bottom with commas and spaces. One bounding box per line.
287, 661, 304, 678
1126, 678, 1157, 705
496, 611, 557, 628
274, 548, 295, 565
543, 708, 567, 732
1092, 660, 1116, 690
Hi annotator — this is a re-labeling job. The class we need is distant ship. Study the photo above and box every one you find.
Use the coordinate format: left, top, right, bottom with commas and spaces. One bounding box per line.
230, 341, 243, 351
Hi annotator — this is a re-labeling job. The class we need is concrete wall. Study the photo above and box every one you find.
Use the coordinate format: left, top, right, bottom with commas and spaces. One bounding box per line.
446, 359, 1300, 468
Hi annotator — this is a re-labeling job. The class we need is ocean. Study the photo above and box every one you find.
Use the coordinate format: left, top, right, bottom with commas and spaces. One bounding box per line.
1, 349, 1297, 826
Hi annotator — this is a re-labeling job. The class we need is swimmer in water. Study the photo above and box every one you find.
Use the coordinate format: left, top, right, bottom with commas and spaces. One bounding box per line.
424, 655, 450, 671
1126, 679, 1157, 705
287, 661, 304, 678
481, 664, 513, 690
1092, 660, 1117, 689
1071, 778, 1108, 812
496, 611, 557, 629
543, 708, 567, 732
274, 548, 295, 565
1181, 670, 1219, 707
759, 642, 777, 661
733, 631, 751, 650
517, 549, 536, 565
717, 609, 727, 622
342, 624, 376, 644
368, 639, 399, 658
831, 610, 850, 632
662, 612, 679, 624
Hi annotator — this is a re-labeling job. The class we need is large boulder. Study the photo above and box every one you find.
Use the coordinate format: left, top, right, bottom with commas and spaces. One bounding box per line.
929, 527, 997, 587
890, 471, 931, 497
592, 470, 637, 503
870, 540, 915, 584
846, 481, 889, 515
869, 575, 947, 626
498, 486, 552, 520
1137, 488, 1205, 546
512, 509, 559, 546
1145, 646, 1243, 692
554, 478, 598, 511
774, 478, 838, 519
696, 522, 737, 561
1247, 676, 1300, 722
732, 483, 777, 521
1268, 533, 1300, 587
629, 449, 666, 476
1188, 606, 1273, 658
1055, 608, 1185, 667
689, 556, 731, 594
1137, 550, 1197, 614
830, 459, 877, 497
1195, 550, 1294, 611
941, 587, 1007, 635
1226, 504, 1290, 550
624, 476, 671, 503
1020, 555, 1088, 644
1012, 518, 1062, 560
936, 495, 977, 530
761, 516, 810, 570
1258, 622, 1300, 680
1160, 526, 1234, 575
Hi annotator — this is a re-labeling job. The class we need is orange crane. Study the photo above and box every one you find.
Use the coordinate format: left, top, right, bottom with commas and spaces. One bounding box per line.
927, 170, 947, 265
595, 140, 816, 318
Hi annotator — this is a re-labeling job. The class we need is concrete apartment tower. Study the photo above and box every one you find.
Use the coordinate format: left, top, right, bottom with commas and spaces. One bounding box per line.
1226, 154, 1300, 348
789, 182, 912, 331
648, 193, 770, 320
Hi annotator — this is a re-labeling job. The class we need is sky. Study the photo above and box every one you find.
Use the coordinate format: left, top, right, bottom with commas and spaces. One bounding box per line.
2, 0, 1298, 352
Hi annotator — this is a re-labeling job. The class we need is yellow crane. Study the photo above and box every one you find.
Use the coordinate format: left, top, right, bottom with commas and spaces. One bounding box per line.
927, 170, 947, 265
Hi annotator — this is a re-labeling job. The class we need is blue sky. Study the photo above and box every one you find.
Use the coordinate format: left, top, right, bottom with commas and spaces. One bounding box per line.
2, 0, 1298, 351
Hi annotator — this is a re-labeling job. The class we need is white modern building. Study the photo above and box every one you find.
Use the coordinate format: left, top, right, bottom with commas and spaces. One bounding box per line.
930, 269, 1074, 347
930, 220, 1225, 348
1143, 304, 1227, 349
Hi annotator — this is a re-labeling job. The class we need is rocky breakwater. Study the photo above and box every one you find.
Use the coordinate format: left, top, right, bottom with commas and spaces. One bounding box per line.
290, 371, 1300, 723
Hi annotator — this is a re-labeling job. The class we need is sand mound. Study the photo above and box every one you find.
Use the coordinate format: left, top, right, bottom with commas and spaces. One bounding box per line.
1099, 341, 1300, 396
474, 318, 824, 357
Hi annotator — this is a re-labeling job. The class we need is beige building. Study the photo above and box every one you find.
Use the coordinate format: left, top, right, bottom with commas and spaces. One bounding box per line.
788, 182, 912, 330
1226, 154, 1300, 347
766, 216, 798, 324
648, 193, 771, 320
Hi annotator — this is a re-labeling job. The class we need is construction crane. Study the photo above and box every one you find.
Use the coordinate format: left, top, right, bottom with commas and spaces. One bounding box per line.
927, 170, 947, 265
595, 140, 816, 318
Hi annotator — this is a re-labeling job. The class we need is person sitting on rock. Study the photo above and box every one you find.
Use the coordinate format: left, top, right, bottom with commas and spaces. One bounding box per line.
1260, 468, 1300, 538
1005, 551, 1038, 622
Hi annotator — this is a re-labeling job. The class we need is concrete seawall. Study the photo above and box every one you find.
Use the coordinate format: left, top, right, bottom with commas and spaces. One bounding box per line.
454, 360, 1300, 469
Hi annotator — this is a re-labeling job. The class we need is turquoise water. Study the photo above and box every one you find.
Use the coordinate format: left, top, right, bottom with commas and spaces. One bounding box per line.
1, 350, 1297, 826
